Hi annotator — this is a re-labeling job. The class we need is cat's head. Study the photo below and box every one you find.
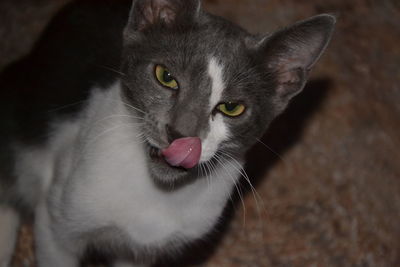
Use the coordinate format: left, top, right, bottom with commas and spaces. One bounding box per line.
120, 0, 335, 184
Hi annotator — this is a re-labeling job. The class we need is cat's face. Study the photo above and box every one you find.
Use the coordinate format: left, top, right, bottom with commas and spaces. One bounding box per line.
120, 0, 335, 183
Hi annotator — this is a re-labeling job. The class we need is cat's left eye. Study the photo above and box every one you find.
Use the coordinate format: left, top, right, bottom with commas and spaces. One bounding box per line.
217, 102, 246, 117
155, 65, 179, 90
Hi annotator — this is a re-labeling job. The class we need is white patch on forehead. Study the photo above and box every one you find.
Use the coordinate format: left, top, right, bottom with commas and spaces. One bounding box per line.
208, 57, 225, 112
200, 57, 230, 162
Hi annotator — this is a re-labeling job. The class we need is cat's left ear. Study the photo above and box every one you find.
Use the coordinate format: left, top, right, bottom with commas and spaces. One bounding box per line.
252, 14, 335, 112
125, 0, 201, 36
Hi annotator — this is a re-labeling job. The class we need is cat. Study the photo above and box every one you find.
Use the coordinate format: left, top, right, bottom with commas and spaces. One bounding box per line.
0, 0, 335, 266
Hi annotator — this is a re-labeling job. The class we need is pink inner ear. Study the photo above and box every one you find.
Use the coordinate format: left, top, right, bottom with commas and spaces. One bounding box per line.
138, 6, 154, 30
159, 7, 176, 24
139, 0, 177, 30
279, 67, 301, 84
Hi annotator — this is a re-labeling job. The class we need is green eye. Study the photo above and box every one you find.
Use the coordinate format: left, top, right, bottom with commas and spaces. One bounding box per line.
155, 65, 178, 89
217, 102, 246, 117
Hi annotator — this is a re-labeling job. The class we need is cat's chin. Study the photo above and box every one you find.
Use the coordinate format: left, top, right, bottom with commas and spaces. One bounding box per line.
145, 142, 191, 185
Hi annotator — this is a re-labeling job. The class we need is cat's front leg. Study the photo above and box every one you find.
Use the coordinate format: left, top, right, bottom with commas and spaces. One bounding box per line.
35, 203, 79, 267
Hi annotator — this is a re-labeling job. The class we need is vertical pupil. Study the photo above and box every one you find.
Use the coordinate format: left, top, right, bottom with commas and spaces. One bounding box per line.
163, 70, 173, 83
225, 103, 238, 111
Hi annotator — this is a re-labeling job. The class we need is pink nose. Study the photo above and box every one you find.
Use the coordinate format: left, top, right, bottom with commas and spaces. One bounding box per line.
161, 137, 202, 169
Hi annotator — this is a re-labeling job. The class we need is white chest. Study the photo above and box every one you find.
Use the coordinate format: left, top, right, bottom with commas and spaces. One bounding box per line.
44, 87, 240, 248
59, 125, 238, 246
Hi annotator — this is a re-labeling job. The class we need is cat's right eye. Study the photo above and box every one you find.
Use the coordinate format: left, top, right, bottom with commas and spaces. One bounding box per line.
217, 102, 246, 117
155, 65, 179, 90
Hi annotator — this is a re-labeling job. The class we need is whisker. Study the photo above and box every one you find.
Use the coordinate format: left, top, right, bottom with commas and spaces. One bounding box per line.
207, 159, 218, 191
199, 163, 210, 190
255, 137, 288, 166
218, 150, 268, 223
91, 114, 144, 126
198, 162, 206, 181
86, 123, 142, 146
119, 100, 147, 115
75, 122, 144, 164
203, 161, 213, 191
213, 154, 247, 227
106, 98, 147, 115
98, 65, 126, 77
47, 100, 88, 113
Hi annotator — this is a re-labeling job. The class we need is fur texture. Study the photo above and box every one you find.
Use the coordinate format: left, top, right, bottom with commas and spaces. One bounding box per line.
0, 0, 334, 265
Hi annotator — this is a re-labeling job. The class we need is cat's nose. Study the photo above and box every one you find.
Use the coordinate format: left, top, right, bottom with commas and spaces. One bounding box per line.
166, 124, 185, 143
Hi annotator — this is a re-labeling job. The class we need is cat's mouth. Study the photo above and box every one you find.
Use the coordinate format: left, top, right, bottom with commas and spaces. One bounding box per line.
145, 141, 188, 173
148, 144, 162, 158
145, 136, 202, 168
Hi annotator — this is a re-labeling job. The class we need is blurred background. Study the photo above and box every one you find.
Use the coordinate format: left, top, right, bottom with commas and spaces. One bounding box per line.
0, 0, 399, 266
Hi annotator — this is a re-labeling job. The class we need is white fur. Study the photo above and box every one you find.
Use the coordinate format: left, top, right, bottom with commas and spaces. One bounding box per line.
16, 81, 241, 266
14, 119, 80, 207
0, 205, 19, 267
207, 57, 225, 112
201, 114, 229, 162
200, 57, 230, 162
35, 203, 78, 267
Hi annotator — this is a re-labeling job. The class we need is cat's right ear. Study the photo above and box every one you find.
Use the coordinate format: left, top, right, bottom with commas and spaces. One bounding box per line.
250, 14, 335, 113
124, 0, 201, 40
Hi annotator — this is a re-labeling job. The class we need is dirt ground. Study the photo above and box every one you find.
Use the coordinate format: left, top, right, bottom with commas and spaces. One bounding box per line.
1, 0, 399, 266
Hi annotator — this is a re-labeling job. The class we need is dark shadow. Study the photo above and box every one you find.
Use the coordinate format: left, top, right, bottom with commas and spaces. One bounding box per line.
244, 77, 333, 188
0, 0, 131, 145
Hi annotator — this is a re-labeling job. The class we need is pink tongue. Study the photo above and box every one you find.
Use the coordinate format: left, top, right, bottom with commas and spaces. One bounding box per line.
161, 137, 202, 169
